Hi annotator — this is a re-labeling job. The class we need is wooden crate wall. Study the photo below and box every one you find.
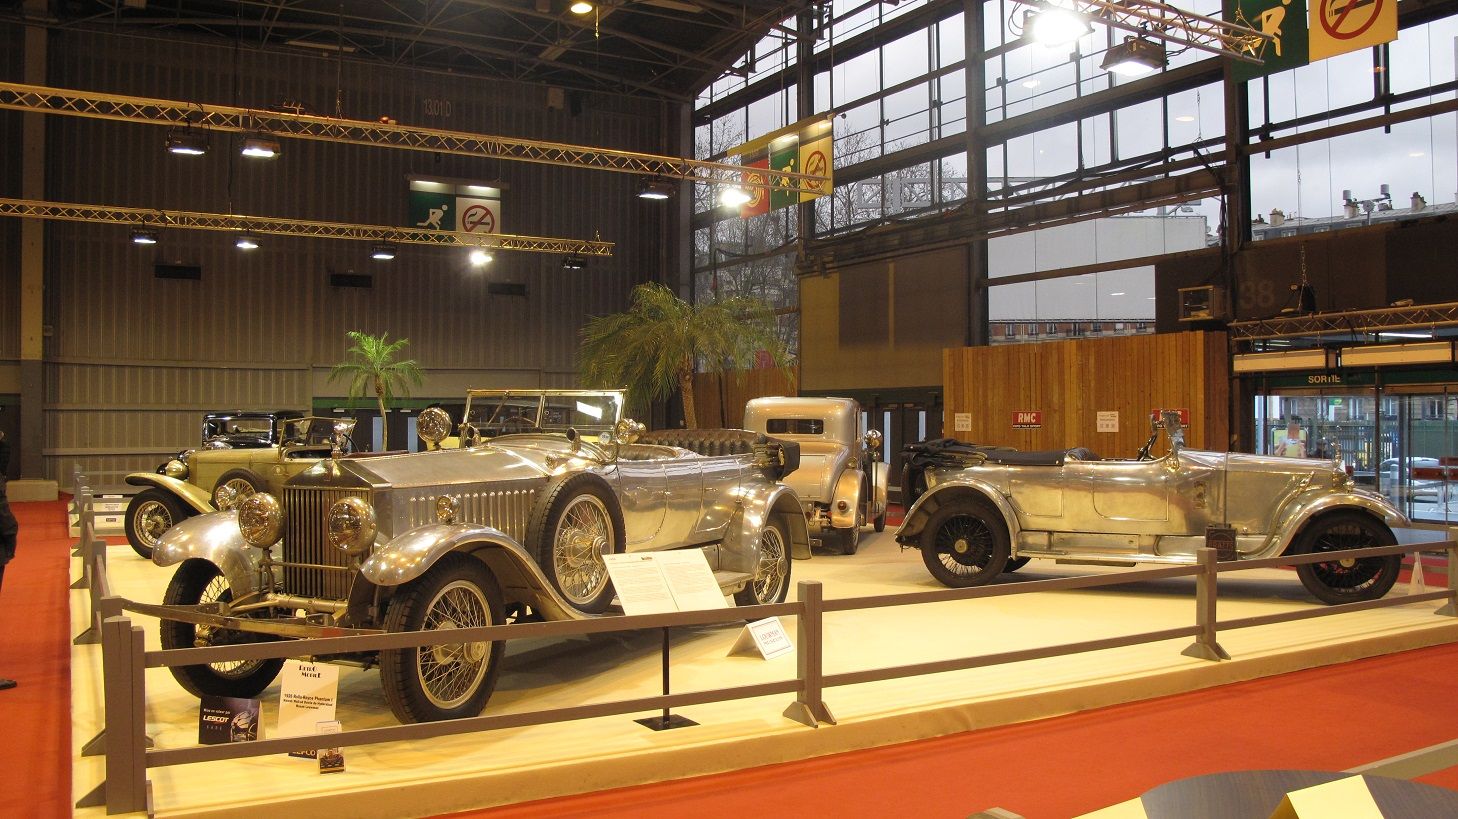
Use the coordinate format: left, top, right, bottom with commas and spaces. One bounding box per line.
691, 367, 799, 429
943, 331, 1228, 456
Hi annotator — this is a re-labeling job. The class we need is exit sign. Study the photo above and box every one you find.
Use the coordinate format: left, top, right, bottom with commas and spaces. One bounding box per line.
1012, 410, 1043, 429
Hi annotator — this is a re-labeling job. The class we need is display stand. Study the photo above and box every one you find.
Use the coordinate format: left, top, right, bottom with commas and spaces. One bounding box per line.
634, 628, 698, 731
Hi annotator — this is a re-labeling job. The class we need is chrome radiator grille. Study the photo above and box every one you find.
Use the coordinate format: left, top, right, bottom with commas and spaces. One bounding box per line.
408, 485, 535, 542
282, 486, 369, 600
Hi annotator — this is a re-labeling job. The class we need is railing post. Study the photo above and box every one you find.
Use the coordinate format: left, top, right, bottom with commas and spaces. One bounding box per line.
1438, 541, 1458, 617
783, 580, 836, 727
76, 616, 150, 813
71, 489, 94, 590
82, 598, 152, 756
1181, 547, 1230, 661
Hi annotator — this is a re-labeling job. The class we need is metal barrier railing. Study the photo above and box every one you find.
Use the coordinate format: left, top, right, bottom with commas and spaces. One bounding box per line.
70, 515, 1458, 815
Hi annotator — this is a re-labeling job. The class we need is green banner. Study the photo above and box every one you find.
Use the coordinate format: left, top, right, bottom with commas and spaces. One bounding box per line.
1231, 0, 1311, 81
769, 143, 799, 211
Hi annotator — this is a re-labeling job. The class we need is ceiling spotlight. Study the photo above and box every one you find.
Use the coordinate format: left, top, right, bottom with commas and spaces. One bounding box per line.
720, 187, 752, 207
370, 242, 397, 261
130, 228, 159, 245
561, 254, 587, 270
1025, 4, 1092, 47
165, 128, 209, 156
240, 135, 281, 159
469, 248, 493, 267
235, 233, 261, 250
570, 1, 593, 13
1101, 37, 1167, 77
638, 178, 675, 200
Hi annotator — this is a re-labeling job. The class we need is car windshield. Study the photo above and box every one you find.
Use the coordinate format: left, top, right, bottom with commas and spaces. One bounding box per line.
279, 418, 337, 446
204, 417, 274, 439
462, 390, 624, 437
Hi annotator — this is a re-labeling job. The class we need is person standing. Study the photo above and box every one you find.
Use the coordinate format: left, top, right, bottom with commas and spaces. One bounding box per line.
0, 429, 17, 690
1277, 418, 1308, 458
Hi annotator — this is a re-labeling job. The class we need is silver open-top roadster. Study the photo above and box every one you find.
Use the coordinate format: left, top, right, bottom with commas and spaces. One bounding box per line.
897, 412, 1410, 605
141, 389, 808, 723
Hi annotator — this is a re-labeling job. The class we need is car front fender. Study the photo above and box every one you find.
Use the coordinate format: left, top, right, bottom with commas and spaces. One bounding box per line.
360, 523, 599, 621
894, 478, 1021, 549
869, 461, 890, 517
152, 511, 263, 600
1263, 490, 1411, 558
125, 472, 216, 515
730, 483, 812, 565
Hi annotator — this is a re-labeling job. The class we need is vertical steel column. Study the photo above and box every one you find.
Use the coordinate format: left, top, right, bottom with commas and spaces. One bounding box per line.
963, 0, 990, 347
783, 580, 836, 727
18, 0, 47, 480
1221, 0, 1252, 294
1182, 547, 1231, 661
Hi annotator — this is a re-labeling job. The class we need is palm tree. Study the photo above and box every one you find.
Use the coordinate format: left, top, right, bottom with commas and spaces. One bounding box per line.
328, 331, 424, 450
580, 282, 790, 428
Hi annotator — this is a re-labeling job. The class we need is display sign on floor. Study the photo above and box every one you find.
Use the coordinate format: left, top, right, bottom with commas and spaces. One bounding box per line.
603, 550, 728, 615
727, 617, 794, 661
276, 660, 339, 759
316, 720, 345, 774
197, 696, 260, 745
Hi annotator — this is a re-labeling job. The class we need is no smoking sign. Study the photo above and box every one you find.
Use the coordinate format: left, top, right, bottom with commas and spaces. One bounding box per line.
1309, 0, 1394, 60
457, 197, 500, 234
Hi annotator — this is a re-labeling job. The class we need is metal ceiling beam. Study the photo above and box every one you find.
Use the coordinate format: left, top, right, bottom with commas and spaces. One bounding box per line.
1010, 0, 1268, 62
1229, 302, 1458, 341
0, 82, 830, 192
0, 197, 614, 255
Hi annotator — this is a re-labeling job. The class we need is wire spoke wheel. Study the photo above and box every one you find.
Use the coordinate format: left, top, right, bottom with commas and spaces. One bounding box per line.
1308, 523, 1385, 592
133, 498, 173, 548
753, 526, 787, 602
934, 515, 996, 575
919, 500, 1009, 588
216, 478, 257, 511
553, 495, 613, 606
194, 574, 269, 679
415, 581, 493, 710
159, 559, 284, 699
1293, 512, 1400, 604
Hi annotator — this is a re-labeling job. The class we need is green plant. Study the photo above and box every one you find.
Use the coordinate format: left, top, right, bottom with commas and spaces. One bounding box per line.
328, 331, 424, 450
579, 282, 789, 428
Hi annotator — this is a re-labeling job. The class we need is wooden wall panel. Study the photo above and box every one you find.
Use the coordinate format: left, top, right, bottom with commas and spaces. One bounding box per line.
691, 367, 799, 429
943, 331, 1228, 457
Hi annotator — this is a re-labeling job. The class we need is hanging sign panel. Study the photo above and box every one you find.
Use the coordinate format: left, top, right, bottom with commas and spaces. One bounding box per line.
1232, 0, 1310, 81
1228, 0, 1393, 78
406, 178, 502, 234
1308, 0, 1396, 60
727, 115, 834, 216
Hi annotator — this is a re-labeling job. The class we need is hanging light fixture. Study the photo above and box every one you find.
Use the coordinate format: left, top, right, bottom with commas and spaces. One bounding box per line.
130, 228, 159, 245
570, 1, 593, 14
240, 135, 281, 159
637, 178, 675, 200
561, 254, 587, 270
720, 187, 752, 207
235, 233, 261, 250
469, 248, 493, 267
1024, 3, 1092, 47
165, 128, 209, 156
370, 242, 398, 261
1100, 36, 1167, 77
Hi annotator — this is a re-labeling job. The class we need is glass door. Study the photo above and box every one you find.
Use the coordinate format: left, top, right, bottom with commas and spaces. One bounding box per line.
1253, 390, 1379, 479
1384, 391, 1458, 524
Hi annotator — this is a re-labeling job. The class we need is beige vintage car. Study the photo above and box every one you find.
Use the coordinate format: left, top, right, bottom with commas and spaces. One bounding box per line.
742, 396, 890, 555
122, 413, 352, 559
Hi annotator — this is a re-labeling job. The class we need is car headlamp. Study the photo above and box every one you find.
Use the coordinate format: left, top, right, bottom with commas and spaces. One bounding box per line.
163, 459, 189, 479
328, 496, 378, 554
435, 494, 460, 524
237, 493, 284, 548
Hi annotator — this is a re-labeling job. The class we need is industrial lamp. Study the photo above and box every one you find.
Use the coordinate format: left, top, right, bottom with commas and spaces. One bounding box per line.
570, 1, 593, 13
469, 248, 493, 267
561, 254, 587, 270
165, 128, 209, 156
1100, 36, 1167, 77
1025, 3, 1092, 47
235, 233, 261, 250
130, 228, 159, 245
240, 135, 281, 159
638, 178, 675, 200
720, 187, 752, 207
370, 242, 398, 261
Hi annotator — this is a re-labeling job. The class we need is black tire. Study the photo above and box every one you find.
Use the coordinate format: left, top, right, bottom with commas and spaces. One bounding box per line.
379, 554, 506, 724
919, 498, 1010, 588
528, 473, 626, 614
159, 559, 285, 699
124, 488, 190, 560
735, 519, 793, 606
873, 506, 887, 533
835, 520, 861, 556
1291, 511, 1400, 605
211, 468, 267, 511
1004, 556, 1032, 573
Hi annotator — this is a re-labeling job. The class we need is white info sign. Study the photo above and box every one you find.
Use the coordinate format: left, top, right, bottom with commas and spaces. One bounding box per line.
728, 617, 794, 661
603, 550, 728, 616
1096, 411, 1120, 433
953, 412, 972, 432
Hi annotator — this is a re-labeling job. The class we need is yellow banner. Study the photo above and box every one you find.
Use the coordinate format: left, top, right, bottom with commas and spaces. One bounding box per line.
1307, 0, 1396, 61
797, 133, 833, 203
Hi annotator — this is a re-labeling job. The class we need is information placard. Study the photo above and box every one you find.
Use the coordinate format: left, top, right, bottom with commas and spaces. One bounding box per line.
277, 660, 339, 759
604, 550, 729, 615
727, 617, 795, 660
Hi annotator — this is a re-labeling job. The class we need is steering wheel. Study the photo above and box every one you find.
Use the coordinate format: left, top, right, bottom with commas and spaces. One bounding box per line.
1136, 426, 1160, 461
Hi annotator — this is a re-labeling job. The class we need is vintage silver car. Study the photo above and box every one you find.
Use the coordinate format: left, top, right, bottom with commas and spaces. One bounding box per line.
896, 413, 1410, 605
742, 397, 889, 555
141, 389, 808, 723
122, 413, 348, 559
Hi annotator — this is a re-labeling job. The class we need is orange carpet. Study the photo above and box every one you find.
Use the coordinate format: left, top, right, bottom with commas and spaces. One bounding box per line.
443, 642, 1458, 819
0, 500, 73, 819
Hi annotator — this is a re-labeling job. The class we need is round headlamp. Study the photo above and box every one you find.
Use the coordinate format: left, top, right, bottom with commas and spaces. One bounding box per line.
417, 407, 452, 446
237, 493, 284, 548
434, 495, 460, 524
163, 459, 189, 479
327, 496, 377, 554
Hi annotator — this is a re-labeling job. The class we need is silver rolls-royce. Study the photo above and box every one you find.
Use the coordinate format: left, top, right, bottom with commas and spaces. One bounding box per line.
143, 389, 809, 723
896, 412, 1410, 605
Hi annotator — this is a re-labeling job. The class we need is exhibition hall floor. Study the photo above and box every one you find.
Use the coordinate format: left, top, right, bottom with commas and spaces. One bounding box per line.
69, 520, 1458, 818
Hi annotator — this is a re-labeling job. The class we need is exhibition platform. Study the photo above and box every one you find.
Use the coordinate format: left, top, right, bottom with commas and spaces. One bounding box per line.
71, 530, 1458, 818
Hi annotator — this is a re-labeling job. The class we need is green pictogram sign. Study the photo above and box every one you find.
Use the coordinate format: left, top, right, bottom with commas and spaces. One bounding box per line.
1232, 0, 1311, 81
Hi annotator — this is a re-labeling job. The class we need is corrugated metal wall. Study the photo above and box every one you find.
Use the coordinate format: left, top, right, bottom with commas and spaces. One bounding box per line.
28, 28, 675, 482
1, 23, 22, 364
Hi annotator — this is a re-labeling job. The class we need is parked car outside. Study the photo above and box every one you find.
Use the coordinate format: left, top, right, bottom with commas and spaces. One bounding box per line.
896, 412, 1410, 605
122, 413, 350, 559
139, 389, 809, 724
741, 396, 889, 555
